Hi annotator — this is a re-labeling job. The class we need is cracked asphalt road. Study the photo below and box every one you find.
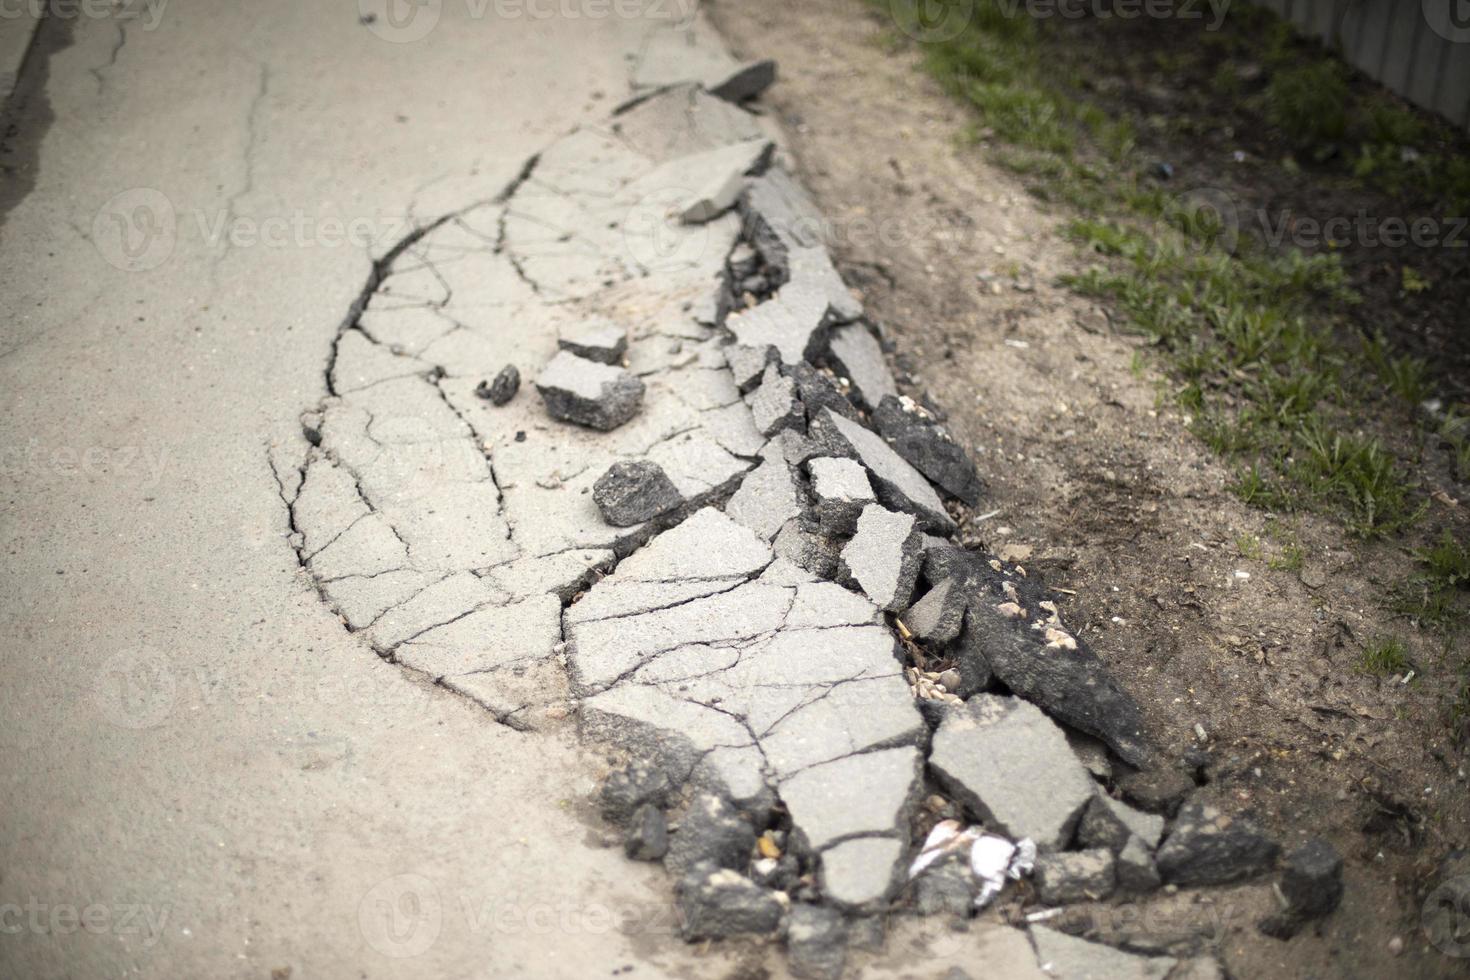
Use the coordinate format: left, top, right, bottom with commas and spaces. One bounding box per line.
0, 6, 801, 978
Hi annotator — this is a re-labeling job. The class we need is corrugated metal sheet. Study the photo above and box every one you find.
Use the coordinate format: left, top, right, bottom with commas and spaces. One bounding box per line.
1253, 0, 1470, 130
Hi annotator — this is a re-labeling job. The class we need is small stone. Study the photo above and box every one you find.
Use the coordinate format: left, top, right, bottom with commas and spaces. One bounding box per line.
750, 853, 800, 891
593, 459, 683, 527
707, 58, 778, 103
837, 504, 922, 613
665, 793, 757, 875
785, 904, 847, 980
558, 320, 628, 365
746, 363, 804, 437
1078, 793, 1167, 853
910, 851, 976, 916
902, 578, 967, 646
873, 395, 984, 506
476, 364, 520, 405
536, 350, 645, 430
825, 324, 897, 411
1118, 768, 1196, 817
928, 695, 1096, 851
599, 761, 673, 824
807, 456, 875, 535
1116, 835, 1162, 892
1156, 802, 1280, 886
1034, 849, 1117, 905
937, 668, 962, 691
676, 865, 783, 941
1280, 837, 1344, 919
625, 804, 669, 861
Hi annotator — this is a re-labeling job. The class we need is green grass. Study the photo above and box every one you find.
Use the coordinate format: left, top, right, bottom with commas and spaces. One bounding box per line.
868, 0, 1433, 538
1356, 636, 1411, 676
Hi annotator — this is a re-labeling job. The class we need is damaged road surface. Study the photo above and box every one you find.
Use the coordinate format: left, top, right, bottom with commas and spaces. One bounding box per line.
278, 71, 1250, 979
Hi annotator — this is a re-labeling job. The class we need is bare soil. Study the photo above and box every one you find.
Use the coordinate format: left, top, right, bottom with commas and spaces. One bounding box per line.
710, 1, 1470, 976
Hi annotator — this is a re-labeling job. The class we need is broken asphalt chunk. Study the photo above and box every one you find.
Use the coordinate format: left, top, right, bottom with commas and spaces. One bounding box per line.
902, 577, 968, 646
592, 459, 683, 527
873, 394, 984, 506
707, 59, 778, 104
625, 803, 670, 862
837, 504, 922, 613
476, 364, 521, 405
806, 455, 875, 535
1033, 849, 1117, 905
960, 589, 1152, 767
1155, 802, 1280, 887
558, 320, 628, 365
819, 837, 905, 912
665, 793, 756, 876
1078, 793, 1167, 854
599, 759, 675, 824
746, 363, 804, 437
676, 864, 784, 941
928, 695, 1096, 852
535, 350, 645, 430
784, 904, 847, 980
674, 138, 774, 224
1028, 926, 1176, 980
825, 324, 897, 411
812, 409, 955, 533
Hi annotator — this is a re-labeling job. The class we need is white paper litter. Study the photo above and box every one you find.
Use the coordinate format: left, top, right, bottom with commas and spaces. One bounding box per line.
907, 820, 1036, 910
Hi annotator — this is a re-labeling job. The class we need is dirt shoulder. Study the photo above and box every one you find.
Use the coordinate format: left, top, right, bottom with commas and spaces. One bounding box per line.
711, 1, 1470, 976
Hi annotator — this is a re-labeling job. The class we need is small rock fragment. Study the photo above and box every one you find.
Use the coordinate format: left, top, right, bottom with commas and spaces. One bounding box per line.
558, 320, 628, 365
928, 695, 1096, 851
901, 578, 967, 646
772, 519, 842, 578
825, 324, 897, 411
1118, 768, 1196, 818
1116, 835, 1162, 893
625, 804, 669, 861
1258, 837, 1343, 938
910, 851, 976, 916
807, 456, 875, 535
599, 760, 673, 823
1033, 849, 1117, 905
476, 364, 520, 405
665, 793, 757, 875
1280, 838, 1344, 919
593, 459, 683, 527
676, 865, 783, 941
784, 904, 847, 980
820, 837, 905, 911
707, 58, 778, 103
1078, 793, 1167, 853
536, 350, 645, 430
1156, 802, 1280, 886
746, 363, 803, 436
873, 395, 984, 505
837, 504, 922, 613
